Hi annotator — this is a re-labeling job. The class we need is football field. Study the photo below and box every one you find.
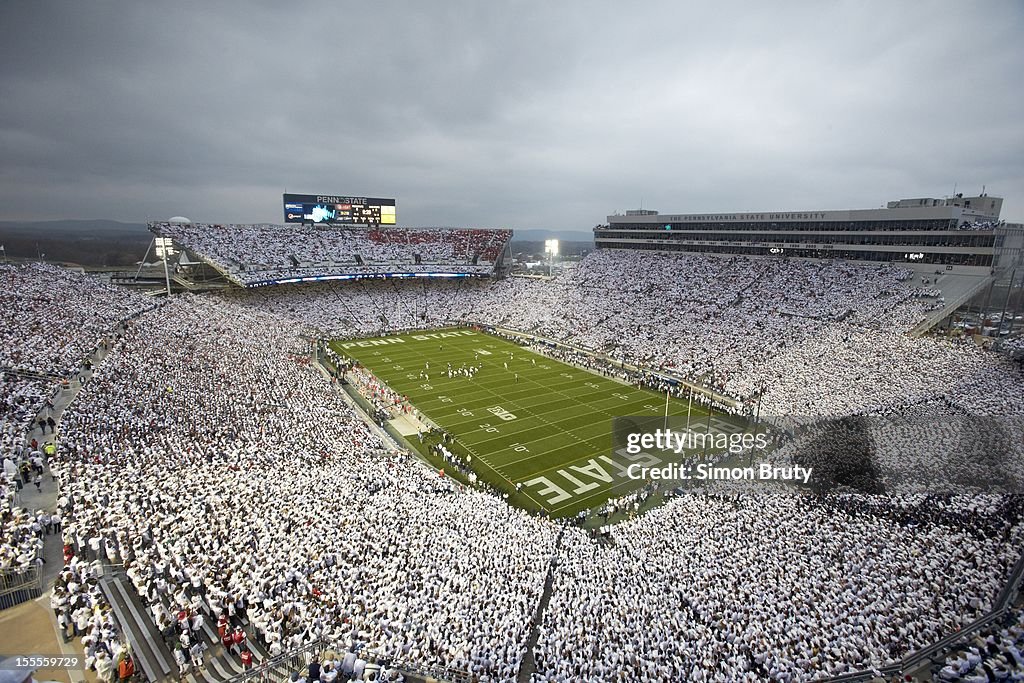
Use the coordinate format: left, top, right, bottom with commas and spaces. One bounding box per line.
331, 327, 740, 517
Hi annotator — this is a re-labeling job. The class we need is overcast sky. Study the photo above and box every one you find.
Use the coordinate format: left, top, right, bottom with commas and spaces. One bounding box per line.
1, 1, 1021, 230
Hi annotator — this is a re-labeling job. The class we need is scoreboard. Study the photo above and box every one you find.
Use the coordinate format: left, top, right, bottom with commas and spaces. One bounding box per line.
283, 194, 396, 225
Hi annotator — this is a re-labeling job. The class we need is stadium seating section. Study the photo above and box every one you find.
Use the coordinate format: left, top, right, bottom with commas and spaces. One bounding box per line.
150, 222, 513, 285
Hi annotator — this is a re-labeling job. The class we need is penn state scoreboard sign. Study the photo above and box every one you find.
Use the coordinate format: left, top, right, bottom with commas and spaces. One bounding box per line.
283, 193, 397, 225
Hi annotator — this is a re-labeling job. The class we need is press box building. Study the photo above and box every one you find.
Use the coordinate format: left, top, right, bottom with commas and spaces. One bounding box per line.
596, 194, 1021, 276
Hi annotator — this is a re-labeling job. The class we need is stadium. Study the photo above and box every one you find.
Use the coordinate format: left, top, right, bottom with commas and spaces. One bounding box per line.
3, 187, 1024, 683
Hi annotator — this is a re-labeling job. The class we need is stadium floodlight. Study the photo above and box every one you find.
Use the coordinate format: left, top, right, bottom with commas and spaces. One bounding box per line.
545, 239, 559, 277
154, 237, 176, 259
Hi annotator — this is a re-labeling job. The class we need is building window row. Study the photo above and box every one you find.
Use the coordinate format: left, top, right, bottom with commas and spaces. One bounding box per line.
603, 219, 961, 232
594, 240, 993, 267
593, 231, 995, 248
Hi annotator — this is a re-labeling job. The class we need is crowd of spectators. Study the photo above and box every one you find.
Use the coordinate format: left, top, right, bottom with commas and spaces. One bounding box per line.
150, 222, 512, 285
2, 253, 1022, 681
0, 263, 153, 377
768, 399, 1024, 497
0, 483, 45, 574
364, 228, 511, 263
1, 373, 50, 430
1003, 335, 1024, 354
2, 416, 51, 578
222, 278, 482, 337
533, 489, 1023, 682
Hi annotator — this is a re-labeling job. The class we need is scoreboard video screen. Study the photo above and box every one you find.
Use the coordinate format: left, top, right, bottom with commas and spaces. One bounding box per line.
283, 194, 396, 225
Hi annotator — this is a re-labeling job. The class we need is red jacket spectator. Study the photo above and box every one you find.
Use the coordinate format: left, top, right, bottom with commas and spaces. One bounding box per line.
217, 614, 229, 638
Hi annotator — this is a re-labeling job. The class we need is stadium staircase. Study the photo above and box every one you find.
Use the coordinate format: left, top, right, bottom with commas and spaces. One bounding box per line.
726, 262, 768, 307
98, 565, 275, 683
99, 566, 173, 682
516, 527, 565, 683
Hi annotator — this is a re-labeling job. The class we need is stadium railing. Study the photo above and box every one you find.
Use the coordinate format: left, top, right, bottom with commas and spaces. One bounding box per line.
387, 659, 473, 683
0, 563, 44, 610
223, 638, 327, 683
825, 547, 1024, 681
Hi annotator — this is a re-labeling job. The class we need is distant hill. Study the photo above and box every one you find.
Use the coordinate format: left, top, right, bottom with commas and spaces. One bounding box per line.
511, 240, 594, 258
0, 220, 151, 266
511, 228, 594, 242
0, 219, 148, 236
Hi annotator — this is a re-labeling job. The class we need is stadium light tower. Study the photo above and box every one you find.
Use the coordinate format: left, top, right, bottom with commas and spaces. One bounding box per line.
155, 237, 175, 296
156, 216, 190, 297
544, 239, 559, 277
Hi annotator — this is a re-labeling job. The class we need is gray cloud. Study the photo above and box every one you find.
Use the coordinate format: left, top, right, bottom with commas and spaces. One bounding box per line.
1, 0, 1021, 228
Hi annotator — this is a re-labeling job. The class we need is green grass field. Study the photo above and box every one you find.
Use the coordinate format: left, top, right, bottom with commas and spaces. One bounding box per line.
331, 327, 742, 517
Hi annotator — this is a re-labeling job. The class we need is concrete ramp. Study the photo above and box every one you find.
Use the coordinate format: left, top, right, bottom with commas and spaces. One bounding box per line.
909, 273, 993, 337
